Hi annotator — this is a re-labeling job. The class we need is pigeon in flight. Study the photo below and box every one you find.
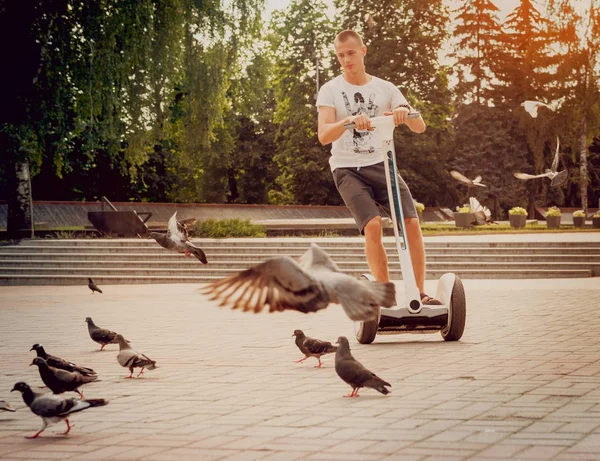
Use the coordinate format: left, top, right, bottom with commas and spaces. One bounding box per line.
116, 334, 157, 379
450, 170, 486, 188
292, 330, 337, 368
469, 197, 494, 225
30, 358, 98, 399
521, 99, 563, 118
202, 243, 396, 321
514, 136, 568, 187
0, 400, 16, 412
88, 278, 102, 294
335, 336, 391, 397
11, 382, 107, 439
149, 212, 207, 264
30, 344, 96, 376
85, 317, 127, 351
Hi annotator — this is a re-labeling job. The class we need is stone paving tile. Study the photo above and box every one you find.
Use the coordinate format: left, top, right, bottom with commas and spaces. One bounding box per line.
1, 278, 600, 461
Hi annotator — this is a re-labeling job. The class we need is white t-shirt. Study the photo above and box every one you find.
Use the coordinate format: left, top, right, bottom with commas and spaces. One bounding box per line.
316, 75, 409, 171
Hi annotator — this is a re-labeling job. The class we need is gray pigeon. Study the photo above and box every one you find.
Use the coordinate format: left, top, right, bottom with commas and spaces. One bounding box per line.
85, 317, 126, 351
116, 334, 157, 378
335, 336, 391, 397
30, 344, 96, 376
30, 358, 98, 399
11, 382, 107, 439
0, 400, 15, 412
293, 330, 337, 368
149, 211, 207, 263
203, 243, 395, 321
88, 278, 102, 294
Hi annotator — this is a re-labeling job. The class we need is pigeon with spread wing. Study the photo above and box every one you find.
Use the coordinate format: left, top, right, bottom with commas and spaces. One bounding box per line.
450, 170, 486, 188
149, 211, 207, 263
514, 136, 568, 187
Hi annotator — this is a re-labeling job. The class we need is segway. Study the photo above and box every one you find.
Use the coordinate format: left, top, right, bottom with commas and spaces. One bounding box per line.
344, 113, 466, 344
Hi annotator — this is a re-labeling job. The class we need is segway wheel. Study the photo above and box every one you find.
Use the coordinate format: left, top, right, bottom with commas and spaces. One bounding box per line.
355, 273, 378, 344
441, 276, 466, 341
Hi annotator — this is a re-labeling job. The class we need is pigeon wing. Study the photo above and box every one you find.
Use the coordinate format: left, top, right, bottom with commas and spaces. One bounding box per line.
551, 169, 569, 187
450, 170, 472, 185
166, 211, 186, 243
203, 256, 329, 315
514, 172, 548, 180
551, 136, 560, 172
298, 243, 342, 273
303, 337, 336, 355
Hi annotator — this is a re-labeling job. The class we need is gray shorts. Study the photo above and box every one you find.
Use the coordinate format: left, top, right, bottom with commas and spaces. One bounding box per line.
332, 161, 417, 234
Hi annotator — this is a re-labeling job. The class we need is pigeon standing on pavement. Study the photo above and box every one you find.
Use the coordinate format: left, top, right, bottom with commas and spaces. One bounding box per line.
148, 211, 208, 264
30, 358, 98, 399
0, 400, 16, 412
292, 330, 337, 368
513, 136, 568, 187
88, 278, 102, 294
335, 336, 391, 397
30, 344, 96, 376
116, 334, 157, 378
203, 243, 395, 321
11, 382, 108, 439
85, 317, 126, 351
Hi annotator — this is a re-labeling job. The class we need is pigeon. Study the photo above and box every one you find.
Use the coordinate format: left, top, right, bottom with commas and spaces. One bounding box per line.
11, 382, 108, 439
30, 344, 96, 376
292, 330, 338, 368
116, 334, 157, 378
202, 243, 396, 321
0, 400, 16, 412
469, 197, 494, 225
30, 358, 98, 399
450, 170, 487, 188
85, 317, 127, 351
521, 99, 563, 118
149, 212, 207, 263
88, 278, 102, 294
335, 336, 391, 397
514, 136, 568, 187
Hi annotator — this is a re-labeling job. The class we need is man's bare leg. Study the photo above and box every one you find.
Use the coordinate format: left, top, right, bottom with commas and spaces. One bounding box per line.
363, 216, 389, 282
404, 217, 425, 293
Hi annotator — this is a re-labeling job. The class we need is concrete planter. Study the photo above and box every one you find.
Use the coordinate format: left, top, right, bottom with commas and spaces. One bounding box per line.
546, 215, 561, 229
417, 210, 423, 223
573, 216, 586, 228
454, 212, 474, 228
509, 214, 526, 228
593, 217, 600, 229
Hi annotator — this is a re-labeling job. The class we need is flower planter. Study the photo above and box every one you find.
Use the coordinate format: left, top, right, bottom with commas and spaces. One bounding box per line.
593, 217, 600, 229
509, 214, 526, 228
546, 215, 561, 229
573, 216, 586, 228
417, 210, 423, 223
454, 212, 474, 228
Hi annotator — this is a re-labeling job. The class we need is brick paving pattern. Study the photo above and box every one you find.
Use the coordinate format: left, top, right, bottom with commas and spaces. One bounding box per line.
0, 277, 599, 460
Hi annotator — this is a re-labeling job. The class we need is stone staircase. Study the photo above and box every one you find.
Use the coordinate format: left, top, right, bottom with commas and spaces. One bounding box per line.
0, 238, 599, 285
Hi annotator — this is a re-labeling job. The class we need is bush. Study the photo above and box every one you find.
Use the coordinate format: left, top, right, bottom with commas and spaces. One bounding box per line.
190, 219, 266, 238
546, 206, 561, 217
509, 206, 527, 216
414, 201, 425, 213
456, 205, 470, 213
594, 213, 600, 218
573, 210, 586, 218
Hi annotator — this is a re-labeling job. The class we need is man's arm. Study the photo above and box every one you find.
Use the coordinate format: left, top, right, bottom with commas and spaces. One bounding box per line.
384, 106, 426, 133
318, 106, 371, 146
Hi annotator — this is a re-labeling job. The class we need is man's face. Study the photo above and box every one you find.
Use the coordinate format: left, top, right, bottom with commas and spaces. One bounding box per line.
334, 37, 366, 75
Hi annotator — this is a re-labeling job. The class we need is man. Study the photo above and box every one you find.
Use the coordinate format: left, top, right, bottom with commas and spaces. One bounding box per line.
316, 29, 440, 305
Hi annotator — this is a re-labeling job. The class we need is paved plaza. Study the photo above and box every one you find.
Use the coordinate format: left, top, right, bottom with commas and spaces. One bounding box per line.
0, 275, 600, 460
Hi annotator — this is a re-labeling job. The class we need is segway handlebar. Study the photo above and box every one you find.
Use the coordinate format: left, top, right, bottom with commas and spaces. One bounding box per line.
343, 112, 421, 130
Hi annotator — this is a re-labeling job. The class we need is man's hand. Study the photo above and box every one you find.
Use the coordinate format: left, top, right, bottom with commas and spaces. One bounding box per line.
349, 113, 372, 131
384, 106, 410, 127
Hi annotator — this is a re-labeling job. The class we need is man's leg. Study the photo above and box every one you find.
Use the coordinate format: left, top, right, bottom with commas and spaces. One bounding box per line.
404, 217, 425, 292
364, 216, 389, 283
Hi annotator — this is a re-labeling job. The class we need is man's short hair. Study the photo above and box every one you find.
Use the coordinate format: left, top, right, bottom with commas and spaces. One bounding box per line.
334, 30, 364, 47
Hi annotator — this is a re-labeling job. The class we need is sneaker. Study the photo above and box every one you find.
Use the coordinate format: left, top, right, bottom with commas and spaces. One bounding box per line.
420, 292, 442, 305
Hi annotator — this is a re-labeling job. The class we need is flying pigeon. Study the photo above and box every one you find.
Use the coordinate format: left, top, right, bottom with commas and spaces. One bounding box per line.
88, 278, 102, 294
469, 197, 494, 225
202, 243, 396, 321
116, 334, 157, 379
0, 400, 16, 412
11, 382, 108, 439
335, 336, 391, 397
450, 170, 486, 188
521, 99, 563, 118
30, 344, 96, 377
514, 136, 568, 187
149, 212, 207, 263
85, 317, 127, 351
292, 330, 338, 368
30, 358, 98, 399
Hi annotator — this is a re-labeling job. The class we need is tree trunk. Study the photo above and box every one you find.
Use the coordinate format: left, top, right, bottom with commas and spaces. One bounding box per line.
579, 116, 588, 213
7, 160, 34, 239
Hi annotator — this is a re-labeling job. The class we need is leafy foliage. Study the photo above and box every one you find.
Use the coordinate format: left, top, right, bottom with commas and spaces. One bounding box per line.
190, 218, 266, 238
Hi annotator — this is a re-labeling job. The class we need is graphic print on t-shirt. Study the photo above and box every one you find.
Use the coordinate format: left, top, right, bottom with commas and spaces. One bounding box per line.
341, 90, 380, 154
